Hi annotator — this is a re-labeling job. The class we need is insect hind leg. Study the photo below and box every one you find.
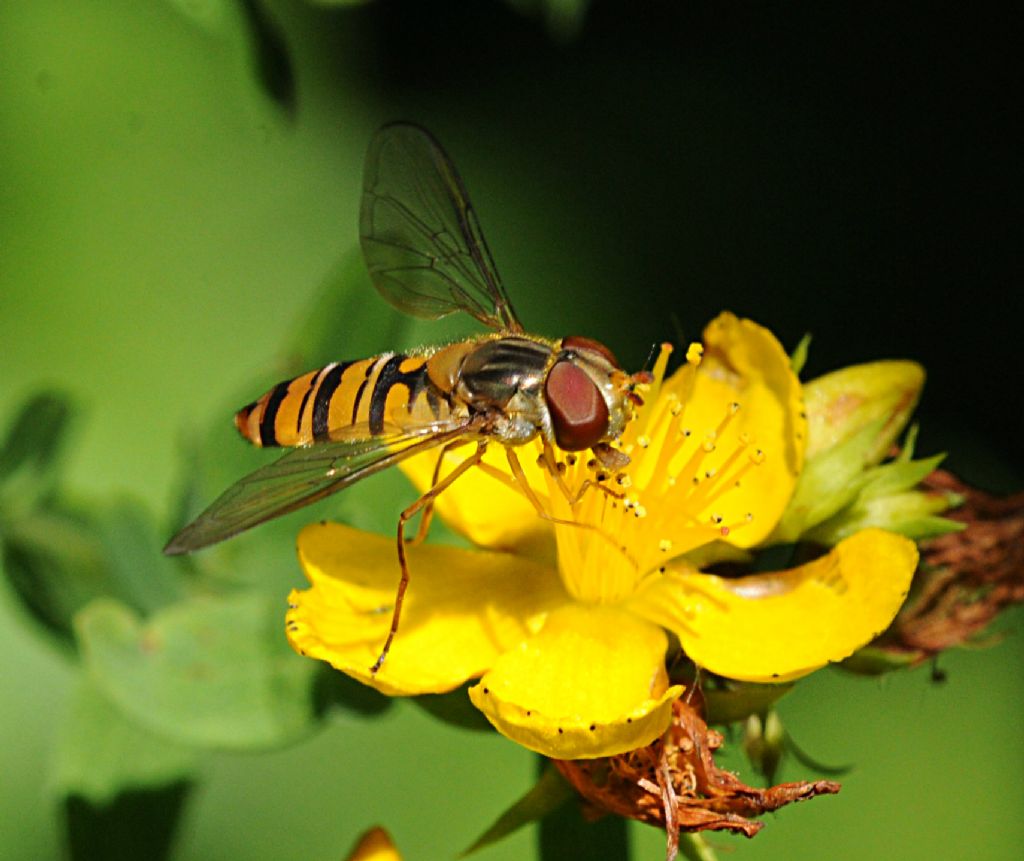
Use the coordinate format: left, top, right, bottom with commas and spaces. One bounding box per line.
370, 440, 487, 675
406, 438, 474, 547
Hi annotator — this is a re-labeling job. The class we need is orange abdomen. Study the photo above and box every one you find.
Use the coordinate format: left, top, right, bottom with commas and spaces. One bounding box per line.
235, 353, 443, 447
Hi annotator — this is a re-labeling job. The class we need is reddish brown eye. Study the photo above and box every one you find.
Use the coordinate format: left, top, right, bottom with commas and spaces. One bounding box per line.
545, 360, 609, 451
561, 335, 621, 369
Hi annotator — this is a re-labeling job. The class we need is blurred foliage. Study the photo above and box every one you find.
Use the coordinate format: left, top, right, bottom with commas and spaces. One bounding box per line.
1, 1, 1021, 860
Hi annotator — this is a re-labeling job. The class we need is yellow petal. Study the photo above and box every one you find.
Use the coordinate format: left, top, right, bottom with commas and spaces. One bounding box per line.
400, 442, 552, 554
287, 523, 568, 695
664, 312, 806, 548
345, 827, 401, 861
469, 604, 683, 759
627, 528, 917, 682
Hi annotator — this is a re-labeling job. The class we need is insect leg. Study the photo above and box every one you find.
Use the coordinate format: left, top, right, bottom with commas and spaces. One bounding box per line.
370, 440, 488, 675
407, 438, 475, 546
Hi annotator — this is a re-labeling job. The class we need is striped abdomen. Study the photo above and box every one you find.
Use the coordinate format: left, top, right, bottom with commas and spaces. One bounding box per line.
236, 353, 448, 447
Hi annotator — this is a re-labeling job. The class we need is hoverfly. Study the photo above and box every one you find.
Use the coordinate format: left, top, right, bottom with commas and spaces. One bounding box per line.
165, 123, 648, 672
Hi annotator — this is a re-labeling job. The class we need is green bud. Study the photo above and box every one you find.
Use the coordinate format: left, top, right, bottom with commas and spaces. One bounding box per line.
773, 360, 927, 542
803, 360, 924, 462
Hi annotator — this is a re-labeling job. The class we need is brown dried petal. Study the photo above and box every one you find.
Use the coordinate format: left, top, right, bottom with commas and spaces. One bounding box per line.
553, 698, 840, 850
880, 470, 1024, 660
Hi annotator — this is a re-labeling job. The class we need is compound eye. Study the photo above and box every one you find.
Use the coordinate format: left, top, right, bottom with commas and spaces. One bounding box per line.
545, 360, 609, 451
561, 335, 621, 369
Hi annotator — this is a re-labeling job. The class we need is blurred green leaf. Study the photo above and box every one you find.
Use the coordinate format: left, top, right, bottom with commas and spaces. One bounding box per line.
2, 498, 189, 645
537, 774, 628, 860
63, 783, 191, 861
76, 593, 321, 750
463, 766, 574, 857
0, 391, 73, 513
240, 0, 296, 115
2, 507, 109, 644
95, 497, 189, 614
164, 0, 239, 34
53, 677, 199, 805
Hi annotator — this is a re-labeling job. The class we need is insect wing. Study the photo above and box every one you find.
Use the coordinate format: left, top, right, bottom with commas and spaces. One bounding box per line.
360, 123, 523, 334
163, 423, 474, 555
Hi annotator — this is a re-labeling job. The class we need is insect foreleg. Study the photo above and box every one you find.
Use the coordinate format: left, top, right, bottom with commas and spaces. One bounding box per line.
407, 438, 476, 546
505, 447, 639, 571
370, 440, 488, 675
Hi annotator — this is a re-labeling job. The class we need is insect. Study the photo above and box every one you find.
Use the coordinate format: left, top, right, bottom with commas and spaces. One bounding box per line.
164, 123, 648, 672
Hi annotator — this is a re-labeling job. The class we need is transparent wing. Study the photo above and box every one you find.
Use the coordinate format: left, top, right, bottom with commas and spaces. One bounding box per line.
164, 421, 477, 555
360, 122, 523, 333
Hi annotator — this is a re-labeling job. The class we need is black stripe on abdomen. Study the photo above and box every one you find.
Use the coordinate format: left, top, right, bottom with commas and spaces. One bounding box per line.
311, 362, 351, 441
368, 355, 427, 435
259, 381, 291, 446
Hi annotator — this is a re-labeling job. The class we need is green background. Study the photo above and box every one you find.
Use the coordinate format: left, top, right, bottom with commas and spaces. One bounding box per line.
2, 2, 1021, 859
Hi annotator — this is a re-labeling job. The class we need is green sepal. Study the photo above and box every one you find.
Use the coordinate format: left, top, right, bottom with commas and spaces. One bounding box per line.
789, 332, 812, 375
462, 766, 574, 857
704, 679, 793, 725
806, 453, 964, 545
773, 419, 888, 541
75, 593, 321, 750
840, 644, 921, 675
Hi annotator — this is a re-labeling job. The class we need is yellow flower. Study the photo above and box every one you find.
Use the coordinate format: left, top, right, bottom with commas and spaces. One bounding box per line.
286, 313, 918, 759
344, 827, 401, 861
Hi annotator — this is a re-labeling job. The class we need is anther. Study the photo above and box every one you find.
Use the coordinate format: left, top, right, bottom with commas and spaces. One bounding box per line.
566, 453, 578, 466
682, 428, 692, 437
749, 448, 766, 465
616, 474, 632, 488
729, 401, 741, 414
637, 435, 651, 449
659, 539, 673, 553
633, 505, 647, 519
686, 343, 704, 364
702, 440, 715, 453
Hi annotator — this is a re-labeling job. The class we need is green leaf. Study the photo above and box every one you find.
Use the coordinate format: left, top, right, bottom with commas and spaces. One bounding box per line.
0, 391, 74, 514
76, 593, 321, 750
163, 0, 239, 35
94, 497, 188, 614
63, 783, 191, 861
53, 677, 198, 805
463, 766, 575, 857
2, 508, 109, 643
2, 498, 189, 644
537, 774, 628, 860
